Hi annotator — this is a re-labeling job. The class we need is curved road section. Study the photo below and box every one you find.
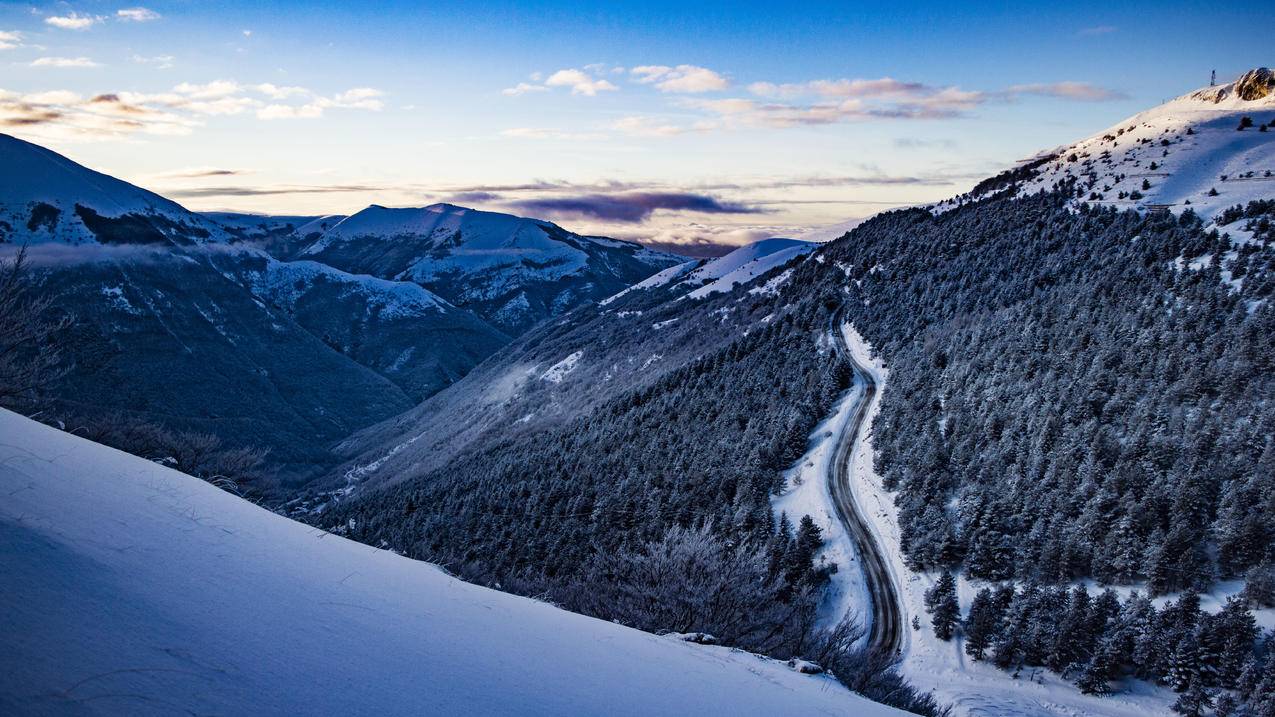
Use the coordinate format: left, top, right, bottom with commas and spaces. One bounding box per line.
827, 308, 903, 654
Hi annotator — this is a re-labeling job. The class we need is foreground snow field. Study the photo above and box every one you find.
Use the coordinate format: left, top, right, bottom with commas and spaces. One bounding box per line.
0, 409, 902, 716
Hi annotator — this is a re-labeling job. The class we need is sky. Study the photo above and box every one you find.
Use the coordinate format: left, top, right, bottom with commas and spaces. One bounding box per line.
0, 0, 1267, 253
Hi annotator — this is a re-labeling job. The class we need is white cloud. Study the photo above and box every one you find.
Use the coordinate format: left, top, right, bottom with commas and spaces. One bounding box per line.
1079, 25, 1117, 35
174, 80, 241, 99
0, 89, 198, 142
631, 65, 728, 93
23, 90, 83, 104
0, 78, 385, 144
117, 7, 160, 22
610, 116, 707, 137
181, 97, 260, 116
0, 30, 23, 50
254, 83, 309, 99
544, 69, 617, 96
500, 127, 605, 141
132, 54, 175, 68
45, 12, 103, 30
331, 87, 384, 110
257, 103, 323, 120
502, 82, 548, 97
31, 56, 101, 68
257, 87, 384, 119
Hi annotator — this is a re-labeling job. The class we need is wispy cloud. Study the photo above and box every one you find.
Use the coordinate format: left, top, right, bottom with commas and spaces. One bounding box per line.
500, 127, 605, 140
544, 68, 618, 96
630, 65, 729, 93
609, 116, 708, 137
117, 7, 161, 22
432, 172, 968, 197
666, 75, 1127, 130
45, 12, 104, 30
160, 167, 248, 178
31, 57, 101, 68
507, 192, 765, 223
256, 87, 383, 119
748, 77, 927, 99
1004, 82, 1127, 102
0, 80, 385, 142
501, 82, 548, 97
132, 54, 175, 68
164, 184, 383, 197
0, 30, 23, 50
1079, 25, 1117, 35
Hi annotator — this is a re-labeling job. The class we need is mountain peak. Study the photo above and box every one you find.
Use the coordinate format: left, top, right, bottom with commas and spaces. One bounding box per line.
0, 133, 226, 246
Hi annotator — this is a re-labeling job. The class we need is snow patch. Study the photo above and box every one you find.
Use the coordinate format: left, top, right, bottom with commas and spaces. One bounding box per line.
540, 351, 583, 383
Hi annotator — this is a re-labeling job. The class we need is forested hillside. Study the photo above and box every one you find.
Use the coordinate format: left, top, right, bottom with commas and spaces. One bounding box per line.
331, 276, 853, 652
830, 193, 1274, 595
329, 182, 1274, 710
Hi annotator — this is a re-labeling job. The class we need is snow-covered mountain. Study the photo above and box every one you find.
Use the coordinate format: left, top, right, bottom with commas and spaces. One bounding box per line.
299, 203, 685, 334
0, 133, 228, 246
939, 67, 1275, 217
0, 408, 904, 717
0, 136, 510, 481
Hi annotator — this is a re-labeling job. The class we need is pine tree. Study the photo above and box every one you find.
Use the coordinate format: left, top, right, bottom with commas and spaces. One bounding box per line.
964, 587, 1000, 661
1167, 630, 1202, 692
927, 570, 960, 641
1171, 679, 1213, 717
785, 515, 823, 586
1076, 644, 1114, 695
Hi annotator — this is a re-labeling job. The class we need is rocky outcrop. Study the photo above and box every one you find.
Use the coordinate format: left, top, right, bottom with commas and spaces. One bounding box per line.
1193, 67, 1273, 103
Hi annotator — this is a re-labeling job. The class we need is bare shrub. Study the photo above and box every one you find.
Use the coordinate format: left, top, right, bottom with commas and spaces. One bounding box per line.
556, 524, 817, 656
0, 246, 71, 404
63, 411, 267, 494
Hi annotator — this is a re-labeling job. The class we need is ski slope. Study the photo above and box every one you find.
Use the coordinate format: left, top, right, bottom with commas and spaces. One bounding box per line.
0, 409, 903, 717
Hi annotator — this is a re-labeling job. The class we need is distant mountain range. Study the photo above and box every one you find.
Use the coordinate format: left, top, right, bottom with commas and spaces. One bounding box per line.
0, 133, 682, 485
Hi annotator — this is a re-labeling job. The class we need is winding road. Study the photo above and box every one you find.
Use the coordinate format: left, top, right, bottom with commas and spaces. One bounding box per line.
827, 308, 904, 654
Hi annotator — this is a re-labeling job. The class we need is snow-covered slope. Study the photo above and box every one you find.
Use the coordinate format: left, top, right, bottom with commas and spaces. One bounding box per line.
299, 203, 685, 334
683, 238, 815, 298
252, 256, 450, 318
940, 67, 1275, 218
600, 238, 816, 304
0, 408, 902, 717
0, 133, 227, 245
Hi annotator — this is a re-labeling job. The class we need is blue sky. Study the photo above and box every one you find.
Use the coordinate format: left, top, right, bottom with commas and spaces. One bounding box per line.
1, 0, 1266, 249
